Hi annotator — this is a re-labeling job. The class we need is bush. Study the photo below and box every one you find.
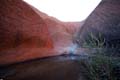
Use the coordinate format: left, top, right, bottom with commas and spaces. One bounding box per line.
79, 55, 120, 80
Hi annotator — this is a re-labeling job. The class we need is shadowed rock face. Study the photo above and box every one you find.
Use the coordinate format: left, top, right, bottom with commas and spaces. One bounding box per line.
75, 0, 120, 48
0, 0, 54, 65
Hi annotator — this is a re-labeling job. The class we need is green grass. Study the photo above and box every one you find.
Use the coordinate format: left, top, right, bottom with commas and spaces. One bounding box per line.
82, 32, 105, 48
76, 32, 120, 80
79, 55, 120, 80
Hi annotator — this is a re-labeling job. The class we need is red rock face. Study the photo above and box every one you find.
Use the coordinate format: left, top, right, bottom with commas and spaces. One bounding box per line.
0, 0, 54, 65
31, 6, 83, 53
43, 19, 83, 53
0, 0, 83, 65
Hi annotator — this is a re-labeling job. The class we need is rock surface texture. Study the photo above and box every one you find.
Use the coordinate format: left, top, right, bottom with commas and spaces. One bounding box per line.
0, 0, 54, 65
75, 0, 120, 48
31, 6, 83, 52
0, 0, 82, 65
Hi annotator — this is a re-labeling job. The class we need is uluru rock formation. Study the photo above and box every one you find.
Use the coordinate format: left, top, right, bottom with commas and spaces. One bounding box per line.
75, 0, 120, 48
31, 6, 83, 53
0, 0, 119, 80
0, 0, 83, 65
0, 0, 53, 49
0, 0, 54, 65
